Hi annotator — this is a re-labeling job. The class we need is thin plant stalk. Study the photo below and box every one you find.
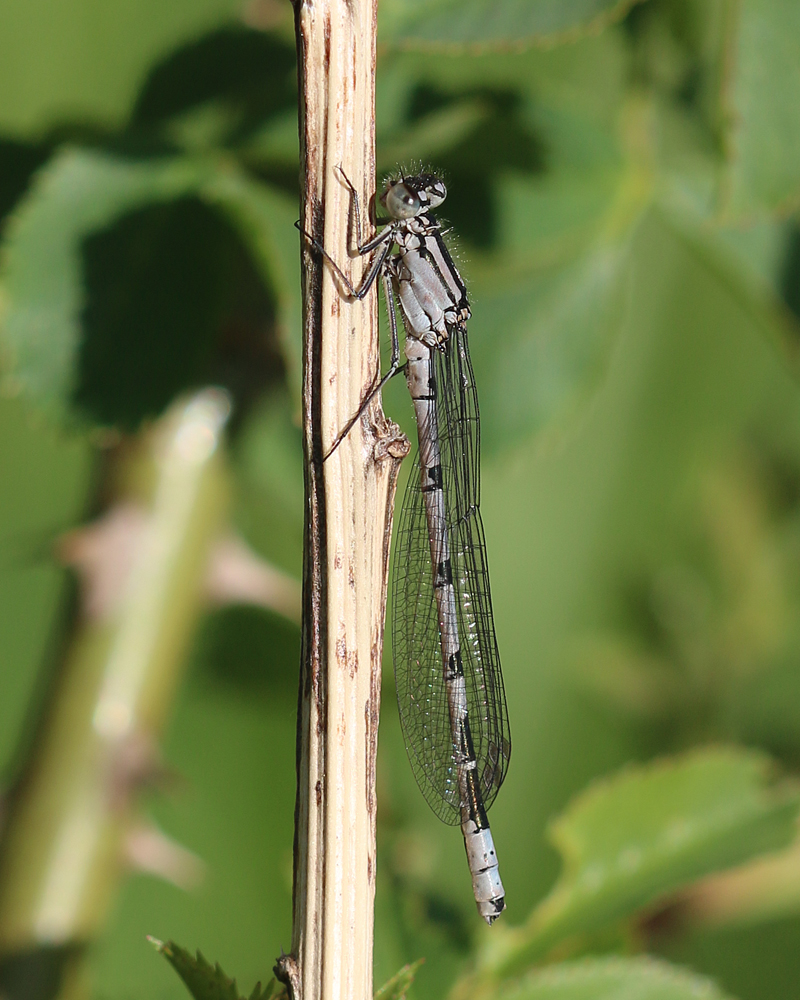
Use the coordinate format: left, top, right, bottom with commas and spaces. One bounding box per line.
283, 1, 408, 999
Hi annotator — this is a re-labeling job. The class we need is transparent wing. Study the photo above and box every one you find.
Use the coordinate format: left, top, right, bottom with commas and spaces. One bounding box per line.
438, 324, 511, 808
393, 461, 461, 823
392, 323, 511, 826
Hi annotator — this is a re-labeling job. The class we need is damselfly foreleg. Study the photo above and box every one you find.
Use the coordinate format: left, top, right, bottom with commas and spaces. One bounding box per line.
325, 269, 406, 457
294, 219, 394, 301
296, 175, 409, 457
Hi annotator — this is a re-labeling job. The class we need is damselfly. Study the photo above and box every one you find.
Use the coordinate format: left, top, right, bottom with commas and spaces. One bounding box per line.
301, 169, 511, 923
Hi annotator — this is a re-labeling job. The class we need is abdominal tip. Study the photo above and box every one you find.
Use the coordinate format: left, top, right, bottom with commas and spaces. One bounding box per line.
481, 896, 506, 925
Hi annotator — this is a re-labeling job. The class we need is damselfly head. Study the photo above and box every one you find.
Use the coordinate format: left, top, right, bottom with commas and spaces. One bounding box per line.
381, 173, 447, 220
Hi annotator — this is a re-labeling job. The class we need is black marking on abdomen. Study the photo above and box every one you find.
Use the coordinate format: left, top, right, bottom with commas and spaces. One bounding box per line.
462, 749, 490, 831
435, 559, 452, 587
421, 464, 443, 492
446, 651, 464, 680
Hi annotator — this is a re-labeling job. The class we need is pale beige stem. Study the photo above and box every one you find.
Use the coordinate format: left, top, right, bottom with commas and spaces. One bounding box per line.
284, 2, 408, 999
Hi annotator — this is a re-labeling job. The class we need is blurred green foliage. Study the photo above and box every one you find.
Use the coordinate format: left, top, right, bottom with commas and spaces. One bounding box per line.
496, 956, 737, 1000
3, 1, 800, 999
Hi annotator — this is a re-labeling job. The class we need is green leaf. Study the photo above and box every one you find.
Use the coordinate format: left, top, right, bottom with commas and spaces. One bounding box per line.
379, 0, 645, 49
0, 147, 299, 424
204, 169, 301, 398
375, 30, 628, 143
0, 149, 204, 417
471, 237, 631, 452
489, 748, 799, 978
722, 0, 800, 219
498, 956, 737, 1000
0, 0, 247, 135
149, 938, 280, 1000
152, 940, 420, 1000
374, 960, 424, 1000
466, 98, 645, 451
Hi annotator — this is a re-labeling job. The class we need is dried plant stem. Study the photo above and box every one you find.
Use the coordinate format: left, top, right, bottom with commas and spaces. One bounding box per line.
284, 2, 408, 999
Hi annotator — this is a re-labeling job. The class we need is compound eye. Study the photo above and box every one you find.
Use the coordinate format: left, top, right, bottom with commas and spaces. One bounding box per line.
384, 182, 421, 219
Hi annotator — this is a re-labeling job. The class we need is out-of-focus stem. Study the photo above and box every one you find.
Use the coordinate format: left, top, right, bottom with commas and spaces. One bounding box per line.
284, 1, 408, 999
0, 390, 230, 973
641, 838, 800, 935
205, 534, 302, 624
